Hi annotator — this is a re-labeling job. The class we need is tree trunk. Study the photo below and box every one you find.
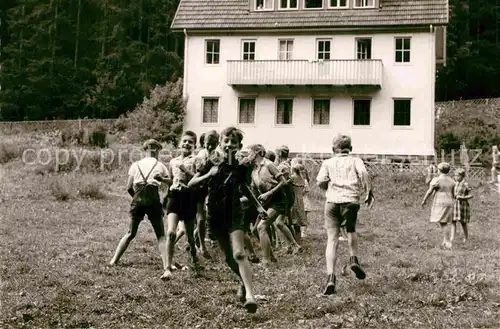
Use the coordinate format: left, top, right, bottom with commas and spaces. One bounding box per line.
51, 0, 59, 74
19, 4, 25, 69
101, 0, 107, 58
74, 0, 82, 69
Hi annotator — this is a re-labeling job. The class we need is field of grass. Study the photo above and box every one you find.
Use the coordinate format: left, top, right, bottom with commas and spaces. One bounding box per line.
1, 136, 499, 329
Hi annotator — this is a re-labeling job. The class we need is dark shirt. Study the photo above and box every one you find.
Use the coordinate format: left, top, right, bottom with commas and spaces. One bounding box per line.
206, 161, 249, 213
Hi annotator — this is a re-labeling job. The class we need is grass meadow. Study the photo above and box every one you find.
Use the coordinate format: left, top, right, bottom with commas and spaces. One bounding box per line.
1, 133, 499, 329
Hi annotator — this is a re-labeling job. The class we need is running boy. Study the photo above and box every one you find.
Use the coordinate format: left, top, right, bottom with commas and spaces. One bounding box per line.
247, 144, 302, 267
188, 126, 266, 313
109, 139, 172, 279
193, 130, 221, 258
316, 134, 374, 295
163, 131, 199, 279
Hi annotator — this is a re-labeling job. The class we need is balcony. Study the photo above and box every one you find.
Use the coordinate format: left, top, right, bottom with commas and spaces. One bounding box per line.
227, 59, 383, 88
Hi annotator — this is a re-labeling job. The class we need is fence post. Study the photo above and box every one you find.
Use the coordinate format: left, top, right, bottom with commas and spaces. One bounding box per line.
78, 118, 82, 131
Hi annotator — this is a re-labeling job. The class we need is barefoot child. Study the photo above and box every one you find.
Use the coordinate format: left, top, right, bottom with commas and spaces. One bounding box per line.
451, 168, 473, 243
289, 162, 307, 244
110, 139, 172, 279
421, 162, 455, 249
188, 126, 267, 313
162, 131, 199, 279
247, 144, 302, 267
316, 134, 374, 295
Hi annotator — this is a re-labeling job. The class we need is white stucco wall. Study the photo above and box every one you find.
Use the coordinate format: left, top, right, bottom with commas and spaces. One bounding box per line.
183, 31, 436, 156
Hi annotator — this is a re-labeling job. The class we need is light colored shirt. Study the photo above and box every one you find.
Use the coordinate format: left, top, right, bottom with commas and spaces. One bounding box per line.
251, 158, 283, 193
128, 157, 168, 187
169, 154, 196, 190
316, 154, 370, 204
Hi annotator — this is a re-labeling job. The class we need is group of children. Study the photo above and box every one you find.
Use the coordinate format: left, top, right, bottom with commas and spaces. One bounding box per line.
108, 125, 475, 314
422, 163, 473, 249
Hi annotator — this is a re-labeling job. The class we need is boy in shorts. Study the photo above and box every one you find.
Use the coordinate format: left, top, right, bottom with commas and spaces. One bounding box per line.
188, 126, 267, 313
162, 131, 199, 279
109, 139, 172, 279
247, 144, 302, 267
193, 130, 220, 258
316, 134, 374, 295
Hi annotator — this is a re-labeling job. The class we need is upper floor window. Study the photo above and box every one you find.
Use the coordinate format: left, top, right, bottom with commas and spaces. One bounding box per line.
278, 40, 294, 60
304, 0, 323, 9
276, 99, 293, 125
356, 38, 372, 59
239, 98, 256, 124
256, 0, 274, 10
395, 37, 411, 63
317, 39, 331, 60
353, 99, 371, 126
329, 0, 348, 8
242, 40, 256, 60
354, 0, 375, 8
205, 40, 220, 64
202, 98, 219, 124
393, 99, 411, 126
280, 0, 298, 9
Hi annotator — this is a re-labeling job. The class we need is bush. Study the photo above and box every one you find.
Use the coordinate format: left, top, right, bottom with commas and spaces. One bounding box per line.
50, 178, 72, 201
0, 142, 23, 164
88, 123, 108, 148
117, 79, 186, 144
77, 181, 106, 200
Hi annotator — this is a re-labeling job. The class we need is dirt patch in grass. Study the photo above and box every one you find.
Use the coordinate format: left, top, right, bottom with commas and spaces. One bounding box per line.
1, 164, 499, 328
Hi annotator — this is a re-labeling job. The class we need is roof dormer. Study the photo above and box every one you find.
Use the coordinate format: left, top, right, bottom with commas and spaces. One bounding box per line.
252, 0, 378, 12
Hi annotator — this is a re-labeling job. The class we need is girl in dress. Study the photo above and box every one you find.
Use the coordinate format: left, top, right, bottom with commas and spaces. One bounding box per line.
451, 168, 473, 243
290, 162, 307, 244
421, 162, 456, 249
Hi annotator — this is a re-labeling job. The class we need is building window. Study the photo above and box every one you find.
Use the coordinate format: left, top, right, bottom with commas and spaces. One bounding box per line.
202, 98, 219, 123
278, 40, 294, 60
205, 40, 220, 64
317, 39, 331, 60
239, 98, 256, 124
280, 0, 298, 9
395, 37, 411, 63
276, 99, 293, 124
313, 99, 330, 125
393, 99, 411, 126
353, 99, 371, 126
329, 0, 348, 8
242, 40, 256, 60
356, 38, 372, 59
354, 0, 375, 8
256, 0, 273, 10
304, 0, 324, 8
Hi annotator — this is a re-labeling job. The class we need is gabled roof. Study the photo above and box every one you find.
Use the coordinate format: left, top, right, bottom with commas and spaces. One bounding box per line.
171, 0, 449, 31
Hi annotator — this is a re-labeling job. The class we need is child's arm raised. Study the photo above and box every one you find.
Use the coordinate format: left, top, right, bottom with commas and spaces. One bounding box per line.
188, 165, 218, 188
257, 163, 287, 203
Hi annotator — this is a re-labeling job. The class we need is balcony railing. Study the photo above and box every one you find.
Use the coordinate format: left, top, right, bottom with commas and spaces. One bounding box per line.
227, 59, 383, 86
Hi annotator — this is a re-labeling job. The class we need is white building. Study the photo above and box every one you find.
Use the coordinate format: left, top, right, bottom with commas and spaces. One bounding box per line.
171, 0, 449, 158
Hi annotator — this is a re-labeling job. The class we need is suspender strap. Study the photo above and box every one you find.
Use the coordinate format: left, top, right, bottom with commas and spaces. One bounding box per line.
137, 160, 159, 184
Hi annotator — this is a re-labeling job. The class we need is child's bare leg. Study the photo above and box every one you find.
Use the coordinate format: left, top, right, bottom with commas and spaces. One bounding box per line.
230, 230, 257, 313
275, 214, 301, 249
325, 225, 340, 276
150, 216, 168, 272
110, 219, 140, 265
439, 223, 451, 248
196, 202, 210, 257
162, 213, 180, 280
450, 222, 457, 243
461, 222, 469, 242
244, 233, 258, 260
175, 221, 186, 245
184, 219, 199, 265
257, 218, 274, 265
